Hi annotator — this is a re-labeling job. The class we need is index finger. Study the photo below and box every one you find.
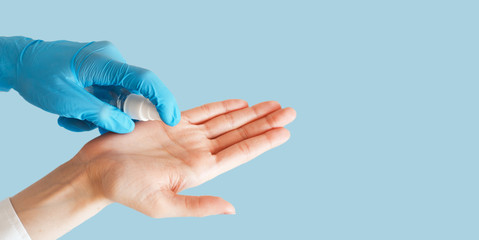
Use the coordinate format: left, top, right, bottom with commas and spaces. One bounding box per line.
213, 127, 291, 176
182, 99, 249, 124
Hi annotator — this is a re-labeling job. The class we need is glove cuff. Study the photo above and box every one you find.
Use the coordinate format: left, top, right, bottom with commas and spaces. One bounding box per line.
0, 36, 34, 92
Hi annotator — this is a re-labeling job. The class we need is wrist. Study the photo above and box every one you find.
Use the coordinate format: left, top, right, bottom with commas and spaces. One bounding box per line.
10, 154, 111, 239
0, 36, 34, 91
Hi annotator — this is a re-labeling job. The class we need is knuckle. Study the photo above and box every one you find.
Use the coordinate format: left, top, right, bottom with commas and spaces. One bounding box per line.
269, 100, 280, 107
129, 69, 163, 97
222, 100, 231, 111
237, 127, 249, 140
251, 105, 261, 118
265, 132, 275, 148
110, 62, 130, 82
223, 113, 235, 128
265, 114, 277, 128
210, 139, 221, 153
135, 69, 162, 91
238, 141, 252, 156
89, 41, 121, 56
201, 104, 212, 117
202, 123, 212, 135
184, 197, 199, 214
95, 40, 115, 49
136, 69, 157, 81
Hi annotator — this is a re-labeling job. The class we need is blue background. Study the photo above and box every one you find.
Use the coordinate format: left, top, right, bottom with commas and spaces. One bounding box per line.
1, 0, 478, 239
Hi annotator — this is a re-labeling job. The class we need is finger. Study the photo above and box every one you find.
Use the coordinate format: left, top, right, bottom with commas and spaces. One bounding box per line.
57, 116, 97, 132
214, 128, 291, 175
98, 119, 139, 135
204, 101, 281, 139
162, 193, 235, 218
63, 85, 135, 134
81, 104, 135, 134
182, 99, 248, 124
77, 56, 180, 126
212, 107, 296, 153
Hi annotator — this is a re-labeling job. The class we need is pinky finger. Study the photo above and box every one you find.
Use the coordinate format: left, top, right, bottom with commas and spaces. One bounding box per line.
214, 128, 291, 175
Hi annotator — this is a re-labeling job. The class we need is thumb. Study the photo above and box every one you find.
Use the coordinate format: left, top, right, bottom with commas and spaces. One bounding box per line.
80, 103, 135, 134
63, 85, 135, 134
165, 194, 236, 218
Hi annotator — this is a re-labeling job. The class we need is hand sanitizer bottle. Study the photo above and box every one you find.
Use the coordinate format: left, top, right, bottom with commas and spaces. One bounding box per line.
85, 85, 161, 121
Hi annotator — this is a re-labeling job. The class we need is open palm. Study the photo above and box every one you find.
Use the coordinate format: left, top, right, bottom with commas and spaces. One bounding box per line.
84, 99, 296, 218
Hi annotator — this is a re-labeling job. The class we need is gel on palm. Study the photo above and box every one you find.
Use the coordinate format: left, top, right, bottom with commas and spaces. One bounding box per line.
85, 85, 161, 121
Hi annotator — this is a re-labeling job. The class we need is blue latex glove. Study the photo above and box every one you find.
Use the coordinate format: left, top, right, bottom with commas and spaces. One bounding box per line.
0, 36, 180, 133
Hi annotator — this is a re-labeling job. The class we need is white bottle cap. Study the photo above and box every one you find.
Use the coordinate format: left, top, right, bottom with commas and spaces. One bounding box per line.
123, 94, 161, 121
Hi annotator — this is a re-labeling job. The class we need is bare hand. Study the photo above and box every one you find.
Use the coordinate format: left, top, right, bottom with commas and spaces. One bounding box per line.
84, 99, 296, 217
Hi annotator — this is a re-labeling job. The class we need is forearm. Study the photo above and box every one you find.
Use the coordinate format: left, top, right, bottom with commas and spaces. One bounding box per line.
10, 154, 111, 240
0, 36, 34, 91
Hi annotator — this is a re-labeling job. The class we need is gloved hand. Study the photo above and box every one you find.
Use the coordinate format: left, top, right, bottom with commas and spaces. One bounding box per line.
0, 36, 180, 133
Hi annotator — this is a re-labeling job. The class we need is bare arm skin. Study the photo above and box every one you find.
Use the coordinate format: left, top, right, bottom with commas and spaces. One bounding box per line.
11, 99, 296, 239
